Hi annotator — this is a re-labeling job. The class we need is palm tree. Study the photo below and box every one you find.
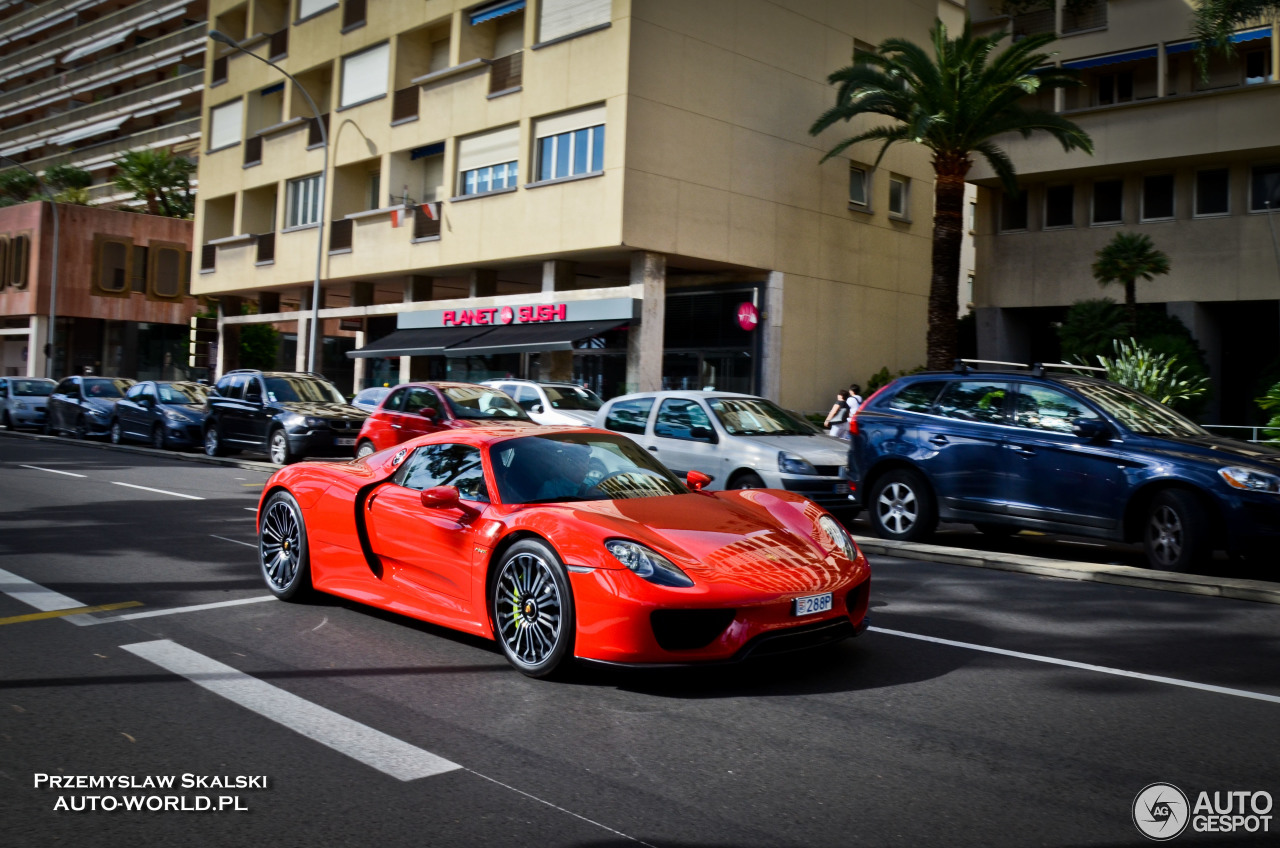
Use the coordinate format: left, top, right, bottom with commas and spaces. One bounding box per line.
810, 21, 1093, 370
112, 148, 195, 218
1091, 232, 1171, 325
1193, 0, 1279, 58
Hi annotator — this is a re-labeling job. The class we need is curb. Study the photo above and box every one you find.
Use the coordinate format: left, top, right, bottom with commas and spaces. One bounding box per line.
0, 427, 279, 474
852, 536, 1280, 606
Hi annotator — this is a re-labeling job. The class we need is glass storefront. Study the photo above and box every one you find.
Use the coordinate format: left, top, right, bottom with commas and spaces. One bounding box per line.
662, 285, 762, 395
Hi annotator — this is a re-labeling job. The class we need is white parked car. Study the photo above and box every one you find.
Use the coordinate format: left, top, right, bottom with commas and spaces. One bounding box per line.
481, 379, 604, 426
0, 377, 56, 431
593, 390, 853, 515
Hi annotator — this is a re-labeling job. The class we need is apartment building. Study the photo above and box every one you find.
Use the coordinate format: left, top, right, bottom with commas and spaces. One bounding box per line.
969, 0, 1280, 421
194, 0, 947, 409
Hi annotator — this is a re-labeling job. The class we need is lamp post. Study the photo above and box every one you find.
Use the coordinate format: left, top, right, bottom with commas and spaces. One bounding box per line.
0, 155, 59, 379
208, 30, 327, 373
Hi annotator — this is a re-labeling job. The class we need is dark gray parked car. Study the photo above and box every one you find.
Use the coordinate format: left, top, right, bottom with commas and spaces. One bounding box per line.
46, 376, 135, 439
111, 381, 210, 450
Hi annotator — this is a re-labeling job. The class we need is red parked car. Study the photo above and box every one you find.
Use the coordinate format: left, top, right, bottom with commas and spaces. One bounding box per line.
354, 381, 535, 458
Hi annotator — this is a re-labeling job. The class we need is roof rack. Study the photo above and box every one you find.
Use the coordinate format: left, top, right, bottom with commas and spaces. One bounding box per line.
952, 358, 1110, 381
952, 358, 1028, 373
1031, 361, 1107, 378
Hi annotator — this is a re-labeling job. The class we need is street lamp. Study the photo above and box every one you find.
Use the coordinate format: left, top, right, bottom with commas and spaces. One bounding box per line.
208, 29, 327, 373
0, 155, 59, 379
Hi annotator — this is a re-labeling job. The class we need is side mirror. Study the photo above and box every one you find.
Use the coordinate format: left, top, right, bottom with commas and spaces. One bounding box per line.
1072, 418, 1106, 440
420, 486, 461, 510
530, 403, 544, 415
422, 407, 437, 421
690, 426, 716, 443
686, 470, 712, 491
244, 390, 262, 404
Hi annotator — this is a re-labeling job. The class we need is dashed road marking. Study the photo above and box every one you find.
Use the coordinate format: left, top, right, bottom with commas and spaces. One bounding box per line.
0, 566, 95, 626
110, 481, 204, 500
83, 595, 275, 624
18, 464, 86, 478
210, 534, 256, 548
0, 600, 142, 626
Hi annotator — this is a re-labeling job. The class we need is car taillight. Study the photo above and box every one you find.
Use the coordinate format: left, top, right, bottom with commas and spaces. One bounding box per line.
848, 381, 894, 438
848, 416, 858, 438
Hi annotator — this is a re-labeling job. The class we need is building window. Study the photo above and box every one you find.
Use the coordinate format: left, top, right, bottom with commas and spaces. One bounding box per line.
1245, 49, 1270, 85
208, 99, 243, 151
1250, 164, 1280, 212
94, 235, 132, 295
888, 175, 908, 218
1092, 179, 1123, 224
1097, 70, 1133, 106
1000, 190, 1028, 231
131, 246, 148, 292
1195, 168, 1230, 217
149, 244, 185, 299
1142, 174, 1175, 221
1045, 184, 1075, 228
849, 166, 869, 208
534, 104, 604, 182
286, 174, 323, 227
340, 42, 389, 108
298, 0, 337, 19
539, 0, 610, 43
457, 125, 519, 197
342, 0, 366, 30
6, 233, 28, 290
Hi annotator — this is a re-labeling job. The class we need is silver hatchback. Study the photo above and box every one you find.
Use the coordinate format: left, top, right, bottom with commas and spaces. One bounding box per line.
593, 390, 852, 513
0, 377, 55, 431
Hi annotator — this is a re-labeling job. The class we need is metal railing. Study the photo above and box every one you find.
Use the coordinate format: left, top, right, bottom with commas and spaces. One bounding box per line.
13, 117, 201, 174
255, 232, 276, 264
1062, 1, 1108, 34
1012, 9, 1055, 39
200, 243, 216, 272
307, 113, 329, 148
413, 204, 441, 239
488, 51, 523, 95
243, 135, 263, 166
391, 86, 418, 122
1203, 425, 1280, 445
268, 28, 289, 61
329, 218, 353, 252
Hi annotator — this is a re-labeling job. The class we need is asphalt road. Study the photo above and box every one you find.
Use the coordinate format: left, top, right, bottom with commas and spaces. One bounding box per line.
2, 436, 1279, 847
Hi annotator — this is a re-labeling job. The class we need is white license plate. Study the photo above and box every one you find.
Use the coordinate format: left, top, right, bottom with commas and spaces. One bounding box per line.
793, 592, 833, 617
335, 437, 356, 446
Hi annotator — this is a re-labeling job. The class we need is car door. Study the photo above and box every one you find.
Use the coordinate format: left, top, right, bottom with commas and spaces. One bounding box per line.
600, 396, 656, 446
365, 386, 406, 450
647, 397, 720, 480
215, 375, 250, 442
242, 376, 276, 448
399, 386, 445, 440
364, 442, 488, 603
117, 383, 147, 438
50, 378, 78, 432
1001, 382, 1129, 532
921, 379, 1012, 517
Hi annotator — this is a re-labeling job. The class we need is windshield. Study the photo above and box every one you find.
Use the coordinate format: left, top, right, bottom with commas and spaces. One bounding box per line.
543, 385, 603, 411
263, 376, 346, 404
707, 397, 813, 436
11, 379, 54, 397
443, 386, 531, 421
83, 378, 131, 399
491, 432, 687, 504
157, 382, 208, 404
1059, 378, 1207, 438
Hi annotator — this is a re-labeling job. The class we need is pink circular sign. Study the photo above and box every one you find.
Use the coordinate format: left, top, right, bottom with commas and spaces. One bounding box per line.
737, 302, 759, 332
499, 306, 515, 324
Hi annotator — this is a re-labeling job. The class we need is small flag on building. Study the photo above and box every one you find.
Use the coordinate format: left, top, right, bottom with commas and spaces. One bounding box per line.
390, 207, 405, 228
419, 202, 439, 221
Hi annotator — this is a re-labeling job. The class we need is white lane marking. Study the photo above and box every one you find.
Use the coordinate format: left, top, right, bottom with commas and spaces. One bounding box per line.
110, 481, 204, 500
211, 534, 257, 548
82, 596, 275, 625
464, 769, 657, 847
18, 464, 86, 478
870, 626, 1280, 706
1056, 540, 1107, 547
244, 507, 258, 512
121, 640, 461, 781
0, 566, 93, 627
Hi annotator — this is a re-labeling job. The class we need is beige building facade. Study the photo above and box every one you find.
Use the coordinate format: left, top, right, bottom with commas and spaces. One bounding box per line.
194, 0, 945, 410
969, 0, 1280, 421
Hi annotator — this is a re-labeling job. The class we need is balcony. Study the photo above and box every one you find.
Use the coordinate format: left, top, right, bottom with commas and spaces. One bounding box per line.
18, 117, 201, 173
268, 28, 289, 62
413, 204, 441, 240
244, 136, 263, 167
486, 51, 523, 95
200, 244, 217, 272
1062, 1, 1107, 35
329, 218, 354, 252
391, 87, 418, 123
256, 232, 276, 264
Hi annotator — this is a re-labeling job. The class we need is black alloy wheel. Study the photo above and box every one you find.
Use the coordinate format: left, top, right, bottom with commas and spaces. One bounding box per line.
269, 428, 293, 465
258, 491, 312, 600
1144, 489, 1210, 572
490, 539, 575, 679
73, 415, 87, 440
110, 419, 123, 444
868, 468, 938, 542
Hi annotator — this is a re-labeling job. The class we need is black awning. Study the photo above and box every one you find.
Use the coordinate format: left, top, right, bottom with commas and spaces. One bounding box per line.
443, 319, 629, 357
346, 326, 490, 358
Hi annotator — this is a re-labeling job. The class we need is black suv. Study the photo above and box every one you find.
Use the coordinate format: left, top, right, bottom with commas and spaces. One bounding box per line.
204, 370, 368, 464
847, 362, 1280, 571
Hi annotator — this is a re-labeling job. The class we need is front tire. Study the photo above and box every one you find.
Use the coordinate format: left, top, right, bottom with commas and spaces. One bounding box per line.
869, 468, 937, 542
151, 424, 168, 451
268, 428, 293, 465
258, 490, 312, 601
204, 423, 225, 457
110, 419, 123, 444
1144, 489, 1210, 572
490, 539, 575, 679
729, 470, 766, 489
73, 415, 87, 440
355, 439, 376, 459
2, 410, 12, 430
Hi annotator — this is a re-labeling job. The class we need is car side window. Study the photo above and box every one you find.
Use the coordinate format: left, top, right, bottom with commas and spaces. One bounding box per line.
887, 381, 945, 413
0, 381, 7, 398
1012, 384, 1098, 433
514, 385, 540, 411
383, 387, 406, 411
393, 443, 489, 502
125, 384, 144, 400
935, 381, 1010, 424
56, 379, 78, 397
604, 397, 654, 435
654, 398, 715, 442
213, 376, 234, 397
403, 388, 440, 417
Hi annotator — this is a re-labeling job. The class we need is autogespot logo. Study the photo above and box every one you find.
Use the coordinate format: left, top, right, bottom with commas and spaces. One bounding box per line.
1133, 783, 1190, 841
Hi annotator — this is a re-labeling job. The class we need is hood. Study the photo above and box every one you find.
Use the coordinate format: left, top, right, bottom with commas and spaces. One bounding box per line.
1135, 433, 1280, 470
543, 408, 595, 425
276, 402, 369, 421
735, 434, 849, 466
160, 403, 205, 423
11, 396, 48, 408
553, 494, 848, 592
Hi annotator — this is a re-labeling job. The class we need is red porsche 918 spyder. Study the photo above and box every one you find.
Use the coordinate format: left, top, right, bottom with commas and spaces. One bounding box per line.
256, 426, 871, 678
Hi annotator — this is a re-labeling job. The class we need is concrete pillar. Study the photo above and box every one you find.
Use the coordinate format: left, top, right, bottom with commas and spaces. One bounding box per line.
258, 291, 281, 314
469, 269, 497, 298
351, 329, 366, 391
27, 315, 47, 378
405, 275, 433, 302
1167, 301, 1223, 421
398, 354, 412, 384
295, 286, 310, 371
761, 271, 784, 401
975, 306, 1030, 364
216, 296, 243, 378
625, 251, 665, 393
541, 259, 576, 293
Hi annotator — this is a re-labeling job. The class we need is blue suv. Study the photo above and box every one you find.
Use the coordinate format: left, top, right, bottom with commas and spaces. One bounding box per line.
847, 364, 1280, 571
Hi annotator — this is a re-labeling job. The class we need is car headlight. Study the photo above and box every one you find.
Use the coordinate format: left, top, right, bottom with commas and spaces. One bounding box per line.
818, 514, 858, 560
605, 540, 694, 588
303, 416, 327, 428
1219, 466, 1280, 495
14, 402, 27, 410
164, 409, 186, 422
778, 451, 818, 475
87, 408, 109, 419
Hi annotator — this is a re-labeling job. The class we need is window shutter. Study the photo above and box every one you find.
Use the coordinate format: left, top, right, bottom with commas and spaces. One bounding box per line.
340, 42, 389, 108
457, 125, 519, 172
538, 0, 610, 42
95, 236, 132, 295
150, 245, 184, 298
299, 0, 336, 18
534, 103, 605, 138
208, 99, 243, 150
